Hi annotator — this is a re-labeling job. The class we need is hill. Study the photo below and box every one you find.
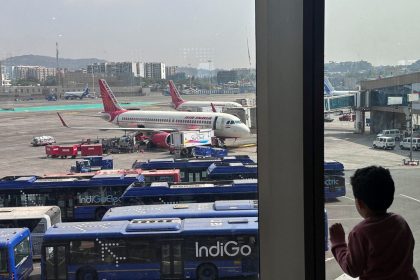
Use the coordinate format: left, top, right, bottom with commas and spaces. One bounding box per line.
2, 55, 107, 71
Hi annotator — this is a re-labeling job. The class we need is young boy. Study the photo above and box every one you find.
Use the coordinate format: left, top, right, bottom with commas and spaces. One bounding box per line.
329, 166, 418, 279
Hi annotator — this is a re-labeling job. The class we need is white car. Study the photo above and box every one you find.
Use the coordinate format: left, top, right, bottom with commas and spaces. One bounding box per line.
400, 137, 420, 151
377, 129, 401, 141
373, 136, 395, 150
31, 136, 56, 146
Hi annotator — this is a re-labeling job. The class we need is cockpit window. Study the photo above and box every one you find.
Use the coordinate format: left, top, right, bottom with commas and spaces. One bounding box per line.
235, 121, 241, 124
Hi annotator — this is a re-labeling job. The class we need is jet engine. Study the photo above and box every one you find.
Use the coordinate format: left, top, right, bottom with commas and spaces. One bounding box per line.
150, 132, 171, 149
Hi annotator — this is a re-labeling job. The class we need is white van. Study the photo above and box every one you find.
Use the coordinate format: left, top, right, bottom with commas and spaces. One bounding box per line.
377, 129, 401, 141
373, 136, 395, 150
400, 137, 420, 150
31, 135, 56, 146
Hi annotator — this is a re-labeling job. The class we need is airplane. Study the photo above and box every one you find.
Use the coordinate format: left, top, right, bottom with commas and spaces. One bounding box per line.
324, 78, 358, 96
168, 80, 243, 111
57, 79, 250, 148
64, 85, 90, 100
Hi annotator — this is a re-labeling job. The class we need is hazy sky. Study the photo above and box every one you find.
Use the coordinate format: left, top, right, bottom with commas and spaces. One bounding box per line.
3, 0, 420, 68
325, 0, 420, 66
0, 0, 255, 69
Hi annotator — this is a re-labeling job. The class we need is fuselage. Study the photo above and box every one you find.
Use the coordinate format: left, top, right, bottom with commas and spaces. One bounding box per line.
105, 110, 250, 138
176, 101, 243, 111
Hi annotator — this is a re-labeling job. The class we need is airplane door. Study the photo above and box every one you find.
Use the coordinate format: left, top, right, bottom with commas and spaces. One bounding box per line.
213, 117, 224, 130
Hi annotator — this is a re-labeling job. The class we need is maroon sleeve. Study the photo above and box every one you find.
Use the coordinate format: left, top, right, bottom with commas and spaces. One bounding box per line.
331, 230, 367, 277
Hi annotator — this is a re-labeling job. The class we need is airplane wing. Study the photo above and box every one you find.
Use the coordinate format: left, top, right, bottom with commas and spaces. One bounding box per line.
57, 112, 177, 133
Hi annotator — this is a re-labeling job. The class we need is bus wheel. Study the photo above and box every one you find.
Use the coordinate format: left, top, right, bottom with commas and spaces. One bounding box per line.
76, 266, 98, 280
95, 207, 107, 221
197, 263, 218, 280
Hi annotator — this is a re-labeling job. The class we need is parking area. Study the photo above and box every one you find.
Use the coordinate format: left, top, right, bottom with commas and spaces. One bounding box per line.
325, 118, 420, 279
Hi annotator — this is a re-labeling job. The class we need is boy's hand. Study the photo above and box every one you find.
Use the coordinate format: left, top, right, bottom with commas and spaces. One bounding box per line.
329, 223, 345, 245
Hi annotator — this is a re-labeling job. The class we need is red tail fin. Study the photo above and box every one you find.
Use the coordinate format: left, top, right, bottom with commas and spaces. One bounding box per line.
99, 79, 123, 113
168, 80, 185, 108
210, 102, 216, 113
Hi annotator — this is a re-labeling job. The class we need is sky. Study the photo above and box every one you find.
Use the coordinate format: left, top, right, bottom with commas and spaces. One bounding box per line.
0, 0, 255, 69
325, 0, 420, 66
3, 1, 420, 68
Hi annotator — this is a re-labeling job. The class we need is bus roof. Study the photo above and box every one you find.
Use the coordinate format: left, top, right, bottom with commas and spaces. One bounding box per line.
207, 162, 258, 174
0, 206, 61, 220
121, 179, 258, 198
132, 155, 255, 169
0, 228, 30, 247
324, 160, 344, 171
102, 200, 258, 221
0, 174, 144, 191
44, 217, 258, 240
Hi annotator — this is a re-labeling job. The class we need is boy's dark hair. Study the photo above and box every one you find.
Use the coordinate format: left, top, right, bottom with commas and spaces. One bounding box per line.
350, 166, 394, 212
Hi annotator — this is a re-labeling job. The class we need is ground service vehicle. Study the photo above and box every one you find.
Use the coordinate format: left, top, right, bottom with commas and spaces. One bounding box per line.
377, 129, 401, 141
169, 129, 215, 157
121, 179, 258, 205
324, 160, 346, 199
0, 174, 143, 221
102, 200, 258, 221
206, 162, 258, 180
0, 206, 61, 258
0, 228, 33, 280
372, 136, 396, 150
132, 156, 255, 182
31, 136, 56, 146
46, 144, 103, 158
70, 156, 113, 173
400, 137, 420, 150
41, 217, 259, 280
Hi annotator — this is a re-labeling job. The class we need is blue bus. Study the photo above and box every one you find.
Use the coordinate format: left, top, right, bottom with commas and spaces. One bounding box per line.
120, 179, 258, 205
0, 174, 144, 221
41, 217, 259, 280
324, 160, 346, 199
0, 228, 33, 280
132, 156, 255, 182
206, 162, 258, 180
102, 200, 258, 221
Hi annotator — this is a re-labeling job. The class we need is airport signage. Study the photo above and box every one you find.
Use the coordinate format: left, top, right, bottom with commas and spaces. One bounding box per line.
195, 241, 252, 258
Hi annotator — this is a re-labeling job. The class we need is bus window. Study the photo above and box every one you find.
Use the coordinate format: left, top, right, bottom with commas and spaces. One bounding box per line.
14, 237, 31, 267
0, 249, 7, 273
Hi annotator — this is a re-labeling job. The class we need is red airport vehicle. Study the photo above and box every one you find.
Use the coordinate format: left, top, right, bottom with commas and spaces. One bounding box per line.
80, 144, 103, 156
339, 113, 355, 121
46, 144, 102, 159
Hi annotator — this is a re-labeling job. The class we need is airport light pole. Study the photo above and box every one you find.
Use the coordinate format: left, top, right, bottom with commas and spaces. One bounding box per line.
406, 93, 419, 165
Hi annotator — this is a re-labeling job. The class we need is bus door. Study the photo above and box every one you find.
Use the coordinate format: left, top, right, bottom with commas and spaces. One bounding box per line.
56, 192, 74, 221
44, 245, 67, 280
161, 241, 184, 279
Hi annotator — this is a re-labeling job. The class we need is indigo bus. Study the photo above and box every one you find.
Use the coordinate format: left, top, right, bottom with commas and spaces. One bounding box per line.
206, 162, 258, 180
324, 160, 346, 199
0, 228, 33, 280
102, 200, 258, 221
0, 174, 143, 221
120, 179, 258, 205
41, 217, 259, 280
132, 156, 255, 182
95, 169, 181, 183
0, 206, 61, 258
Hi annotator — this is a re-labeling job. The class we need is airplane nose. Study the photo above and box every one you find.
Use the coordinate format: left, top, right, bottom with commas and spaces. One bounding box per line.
240, 124, 251, 137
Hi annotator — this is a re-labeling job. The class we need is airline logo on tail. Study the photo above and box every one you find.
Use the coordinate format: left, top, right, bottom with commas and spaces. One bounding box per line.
168, 80, 185, 109
98, 79, 126, 121
324, 78, 334, 96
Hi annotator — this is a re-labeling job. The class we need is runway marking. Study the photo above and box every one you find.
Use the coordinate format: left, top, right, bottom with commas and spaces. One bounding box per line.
325, 257, 335, 262
343, 196, 355, 201
335, 274, 359, 280
399, 194, 420, 203
239, 144, 256, 148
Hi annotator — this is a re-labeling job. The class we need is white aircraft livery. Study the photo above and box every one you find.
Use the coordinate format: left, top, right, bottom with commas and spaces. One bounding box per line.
58, 79, 250, 147
168, 80, 243, 111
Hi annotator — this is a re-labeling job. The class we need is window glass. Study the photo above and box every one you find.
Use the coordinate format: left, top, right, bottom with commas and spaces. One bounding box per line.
14, 237, 30, 266
0, 249, 8, 273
